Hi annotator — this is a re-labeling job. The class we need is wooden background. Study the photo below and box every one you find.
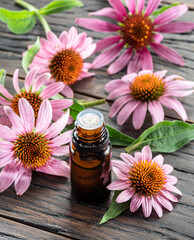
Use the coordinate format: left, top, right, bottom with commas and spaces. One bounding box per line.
0, 0, 194, 239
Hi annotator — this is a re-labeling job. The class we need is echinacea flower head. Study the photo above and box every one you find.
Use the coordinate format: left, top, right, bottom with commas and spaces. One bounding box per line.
76, 0, 194, 74
0, 67, 73, 127
105, 70, 194, 129
0, 98, 71, 195
107, 145, 182, 218
29, 27, 96, 98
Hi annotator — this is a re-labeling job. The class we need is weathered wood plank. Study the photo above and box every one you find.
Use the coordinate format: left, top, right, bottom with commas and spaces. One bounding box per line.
0, 0, 194, 123
0, 0, 193, 76
0, 217, 69, 240
0, 144, 193, 240
0, 1, 194, 240
0, 78, 194, 240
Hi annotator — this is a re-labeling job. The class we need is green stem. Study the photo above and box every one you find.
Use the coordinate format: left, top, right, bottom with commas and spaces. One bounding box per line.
15, 0, 35, 11
125, 142, 141, 153
80, 99, 106, 108
15, 0, 51, 33
77, 100, 87, 104
35, 11, 51, 33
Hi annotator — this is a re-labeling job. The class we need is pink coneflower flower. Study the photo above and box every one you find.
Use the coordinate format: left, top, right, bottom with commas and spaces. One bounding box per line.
29, 27, 96, 98
107, 145, 182, 218
0, 98, 71, 195
0, 67, 73, 127
76, 0, 194, 74
105, 70, 194, 129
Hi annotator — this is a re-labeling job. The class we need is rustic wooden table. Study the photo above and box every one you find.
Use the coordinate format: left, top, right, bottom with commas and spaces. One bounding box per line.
0, 0, 194, 239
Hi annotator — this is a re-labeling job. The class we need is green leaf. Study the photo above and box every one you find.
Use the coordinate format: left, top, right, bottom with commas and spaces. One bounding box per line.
39, 0, 83, 15
106, 125, 134, 147
70, 99, 85, 120
126, 120, 194, 153
100, 191, 129, 224
0, 69, 6, 86
22, 37, 40, 73
152, 3, 180, 17
63, 123, 74, 132
0, 8, 36, 34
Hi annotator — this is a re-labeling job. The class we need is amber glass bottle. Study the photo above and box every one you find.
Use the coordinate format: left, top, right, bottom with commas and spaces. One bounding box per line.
69, 109, 111, 201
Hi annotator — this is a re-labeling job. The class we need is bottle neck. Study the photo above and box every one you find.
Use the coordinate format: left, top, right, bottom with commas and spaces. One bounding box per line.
72, 123, 110, 153
75, 123, 106, 142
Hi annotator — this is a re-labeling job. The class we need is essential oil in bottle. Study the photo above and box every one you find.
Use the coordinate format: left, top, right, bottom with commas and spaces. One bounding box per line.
69, 109, 111, 201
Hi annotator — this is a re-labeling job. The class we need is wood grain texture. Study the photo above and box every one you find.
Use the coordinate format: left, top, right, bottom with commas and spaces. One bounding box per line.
0, 217, 69, 240
0, 0, 194, 239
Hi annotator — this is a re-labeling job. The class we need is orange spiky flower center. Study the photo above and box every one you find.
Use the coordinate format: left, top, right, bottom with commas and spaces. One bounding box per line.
129, 160, 166, 196
13, 132, 52, 169
49, 49, 84, 85
11, 91, 43, 119
120, 13, 154, 50
130, 73, 166, 102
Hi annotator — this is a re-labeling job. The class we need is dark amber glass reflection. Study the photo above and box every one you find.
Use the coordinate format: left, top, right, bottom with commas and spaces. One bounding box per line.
69, 110, 111, 201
